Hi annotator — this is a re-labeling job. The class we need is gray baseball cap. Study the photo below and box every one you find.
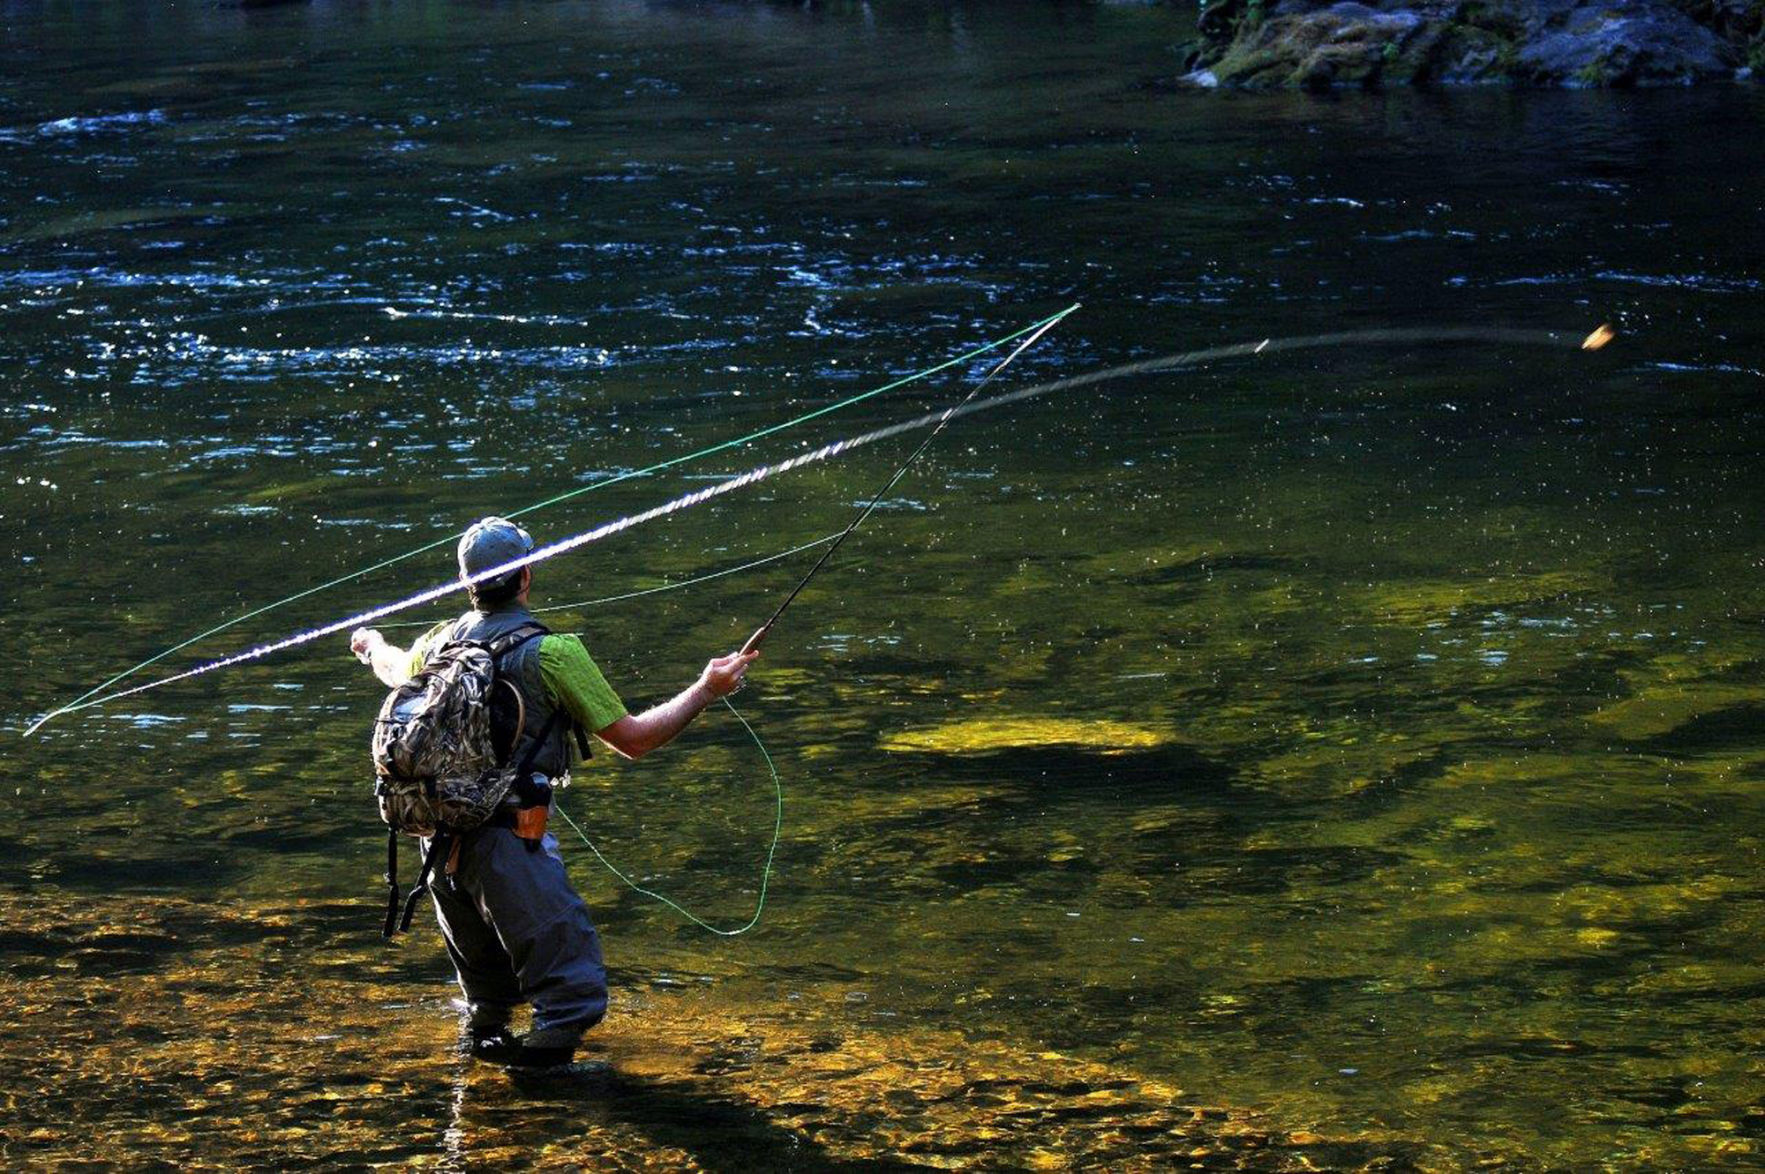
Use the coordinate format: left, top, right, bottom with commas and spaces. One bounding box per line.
457, 516, 535, 588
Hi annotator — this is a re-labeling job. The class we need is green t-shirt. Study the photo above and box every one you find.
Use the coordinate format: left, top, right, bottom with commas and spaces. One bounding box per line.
407, 622, 628, 733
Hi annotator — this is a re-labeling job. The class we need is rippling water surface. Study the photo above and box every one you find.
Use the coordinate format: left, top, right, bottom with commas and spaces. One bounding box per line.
4, 2, 1764, 1168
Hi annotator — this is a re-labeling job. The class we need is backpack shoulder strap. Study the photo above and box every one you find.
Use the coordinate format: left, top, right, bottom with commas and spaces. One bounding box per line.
487, 621, 550, 663
489, 621, 590, 782
409, 616, 470, 673
486, 623, 555, 778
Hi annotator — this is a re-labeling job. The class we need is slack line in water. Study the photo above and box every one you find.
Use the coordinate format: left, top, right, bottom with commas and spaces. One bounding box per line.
23, 320, 1614, 736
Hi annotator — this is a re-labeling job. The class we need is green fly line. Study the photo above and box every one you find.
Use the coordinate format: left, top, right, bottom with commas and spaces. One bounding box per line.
33, 315, 1610, 737
22, 305, 1076, 935
555, 696, 781, 937
33, 305, 1080, 734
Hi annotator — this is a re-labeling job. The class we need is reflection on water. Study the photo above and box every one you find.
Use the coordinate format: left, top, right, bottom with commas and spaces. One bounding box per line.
3, 0, 1765, 1168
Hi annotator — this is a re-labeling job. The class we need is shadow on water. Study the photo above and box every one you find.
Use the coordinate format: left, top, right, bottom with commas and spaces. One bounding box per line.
896, 742, 1238, 803
22, 846, 252, 894
1641, 701, 1765, 754
499, 1064, 921, 1173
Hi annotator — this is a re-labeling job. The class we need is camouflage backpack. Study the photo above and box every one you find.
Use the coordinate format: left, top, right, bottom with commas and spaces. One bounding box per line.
371, 622, 552, 936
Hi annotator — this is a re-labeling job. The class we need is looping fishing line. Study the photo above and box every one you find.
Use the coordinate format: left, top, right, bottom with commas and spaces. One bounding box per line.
25, 320, 1593, 737
36, 305, 1080, 733
19, 317, 1607, 936
381, 539, 826, 933
381, 540, 809, 934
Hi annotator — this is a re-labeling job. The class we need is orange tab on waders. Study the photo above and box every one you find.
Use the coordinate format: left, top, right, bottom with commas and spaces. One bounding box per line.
514, 804, 549, 842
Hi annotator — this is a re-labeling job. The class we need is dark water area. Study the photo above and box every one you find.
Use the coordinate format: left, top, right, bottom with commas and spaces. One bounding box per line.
3, 1, 1764, 1167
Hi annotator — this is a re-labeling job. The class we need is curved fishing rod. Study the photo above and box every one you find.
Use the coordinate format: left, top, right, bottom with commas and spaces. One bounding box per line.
23, 320, 1612, 735
739, 307, 1074, 655
34, 305, 1082, 733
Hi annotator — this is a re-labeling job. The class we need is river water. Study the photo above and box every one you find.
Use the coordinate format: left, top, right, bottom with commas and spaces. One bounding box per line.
3, 2, 1763, 1168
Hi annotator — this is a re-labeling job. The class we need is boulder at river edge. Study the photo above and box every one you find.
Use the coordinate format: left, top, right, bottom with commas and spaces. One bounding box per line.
1175, 0, 1760, 88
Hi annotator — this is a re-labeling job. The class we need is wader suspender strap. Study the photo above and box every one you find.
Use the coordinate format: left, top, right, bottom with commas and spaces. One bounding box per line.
488, 621, 591, 768
397, 830, 452, 934
382, 829, 401, 938
381, 623, 554, 940
499, 622, 557, 805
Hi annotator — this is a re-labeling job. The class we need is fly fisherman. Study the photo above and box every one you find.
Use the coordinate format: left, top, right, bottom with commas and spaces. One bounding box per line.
349, 516, 757, 1069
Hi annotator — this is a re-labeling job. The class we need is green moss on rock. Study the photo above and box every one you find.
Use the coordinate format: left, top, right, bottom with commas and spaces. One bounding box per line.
1184, 0, 1746, 88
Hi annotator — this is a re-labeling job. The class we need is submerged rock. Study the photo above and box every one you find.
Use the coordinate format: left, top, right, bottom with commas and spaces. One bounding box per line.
879, 715, 1175, 755
1187, 0, 1751, 88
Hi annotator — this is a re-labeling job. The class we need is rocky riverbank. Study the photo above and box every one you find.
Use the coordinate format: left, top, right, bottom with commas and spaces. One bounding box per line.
1174, 0, 1761, 88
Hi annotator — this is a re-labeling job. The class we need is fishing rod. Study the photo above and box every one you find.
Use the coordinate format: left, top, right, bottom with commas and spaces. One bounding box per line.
23, 319, 1613, 735
31, 306, 1080, 734
738, 306, 1077, 656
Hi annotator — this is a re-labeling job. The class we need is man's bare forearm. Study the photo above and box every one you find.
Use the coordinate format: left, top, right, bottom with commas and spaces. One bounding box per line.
599, 682, 717, 760
352, 629, 411, 688
369, 642, 410, 687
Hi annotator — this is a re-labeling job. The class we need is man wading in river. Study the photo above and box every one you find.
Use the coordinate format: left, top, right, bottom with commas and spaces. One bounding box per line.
349, 516, 756, 1069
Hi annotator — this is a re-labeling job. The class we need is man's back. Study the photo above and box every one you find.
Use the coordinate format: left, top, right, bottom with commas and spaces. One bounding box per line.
406, 606, 628, 781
